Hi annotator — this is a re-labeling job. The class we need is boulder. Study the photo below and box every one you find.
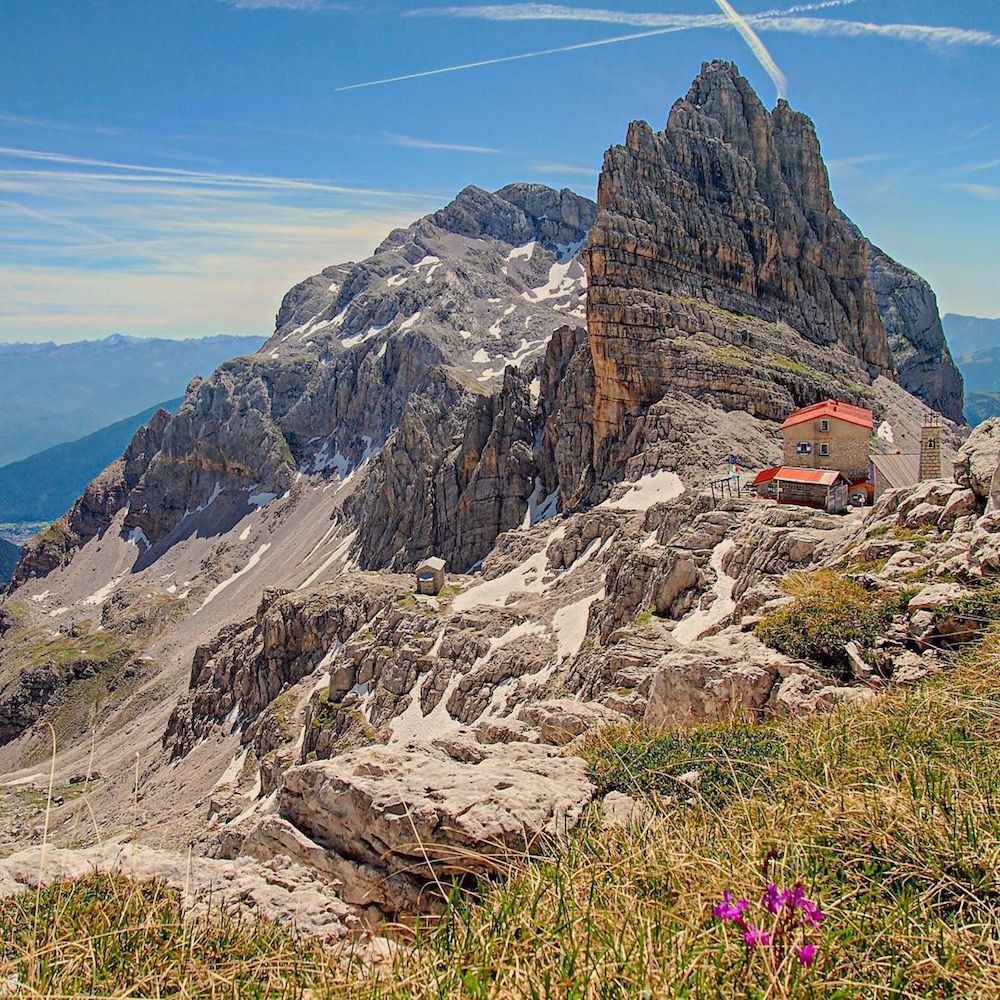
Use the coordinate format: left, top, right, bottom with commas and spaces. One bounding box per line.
908, 583, 969, 613
768, 673, 878, 716
888, 650, 942, 686
600, 791, 654, 830
954, 420, 1000, 501
275, 738, 594, 902
642, 633, 793, 728
518, 698, 628, 746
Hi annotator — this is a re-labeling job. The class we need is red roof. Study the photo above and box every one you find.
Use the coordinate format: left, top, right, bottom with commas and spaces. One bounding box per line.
752, 467, 780, 486
773, 466, 847, 487
780, 399, 874, 432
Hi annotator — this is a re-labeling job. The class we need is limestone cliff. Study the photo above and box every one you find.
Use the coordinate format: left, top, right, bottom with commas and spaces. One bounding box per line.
585, 60, 895, 479
866, 240, 964, 424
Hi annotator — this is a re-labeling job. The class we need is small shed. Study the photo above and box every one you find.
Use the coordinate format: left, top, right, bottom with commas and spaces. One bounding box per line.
756, 466, 850, 513
415, 556, 446, 596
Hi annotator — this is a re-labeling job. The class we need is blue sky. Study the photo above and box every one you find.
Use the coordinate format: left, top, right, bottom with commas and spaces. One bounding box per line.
1, 0, 997, 342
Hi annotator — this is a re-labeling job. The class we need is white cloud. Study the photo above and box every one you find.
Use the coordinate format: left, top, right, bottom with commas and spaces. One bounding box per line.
0, 153, 442, 341
945, 183, 1000, 202
714, 0, 787, 100
386, 134, 503, 154
757, 16, 1000, 48
221, 0, 339, 10
956, 158, 1000, 175
532, 161, 599, 176
0, 146, 436, 200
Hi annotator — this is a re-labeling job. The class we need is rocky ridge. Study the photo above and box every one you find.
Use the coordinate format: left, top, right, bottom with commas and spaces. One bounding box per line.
0, 61, 978, 941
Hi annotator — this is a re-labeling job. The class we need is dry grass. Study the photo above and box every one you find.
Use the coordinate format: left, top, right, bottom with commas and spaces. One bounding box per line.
1, 638, 998, 997
756, 570, 914, 678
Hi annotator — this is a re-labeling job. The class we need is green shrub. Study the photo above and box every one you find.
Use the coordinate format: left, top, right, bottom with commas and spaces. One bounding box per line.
585, 724, 785, 808
941, 583, 1000, 622
756, 572, 912, 678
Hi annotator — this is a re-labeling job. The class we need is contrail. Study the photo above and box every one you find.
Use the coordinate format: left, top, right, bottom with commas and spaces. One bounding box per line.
408, 0, 863, 27
342, 1, 999, 93
759, 17, 1000, 48
335, 24, 692, 91
715, 0, 787, 99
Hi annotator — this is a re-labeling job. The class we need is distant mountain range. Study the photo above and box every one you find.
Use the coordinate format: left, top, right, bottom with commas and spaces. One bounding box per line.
943, 314, 1000, 424
0, 397, 183, 525
943, 314, 1000, 364
0, 334, 264, 467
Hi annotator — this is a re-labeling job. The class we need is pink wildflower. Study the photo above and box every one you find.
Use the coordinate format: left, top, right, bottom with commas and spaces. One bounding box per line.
713, 891, 749, 922
762, 883, 791, 913
743, 924, 771, 948
797, 943, 818, 966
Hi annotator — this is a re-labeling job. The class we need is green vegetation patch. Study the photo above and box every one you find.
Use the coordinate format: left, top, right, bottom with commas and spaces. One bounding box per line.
940, 583, 1000, 622
755, 570, 913, 678
3, 649, 1000, 997
585, 724, 785, 808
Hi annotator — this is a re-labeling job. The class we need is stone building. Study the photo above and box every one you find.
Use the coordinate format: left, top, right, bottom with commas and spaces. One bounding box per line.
752, 467, 850, 513
415, 557, 446, 596
780, 400, 874, 484
919, 419, 942, 480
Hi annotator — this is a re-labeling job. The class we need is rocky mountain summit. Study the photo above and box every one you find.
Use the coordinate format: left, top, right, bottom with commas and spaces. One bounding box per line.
0, 61, 978, 947
585, 59, 960, 484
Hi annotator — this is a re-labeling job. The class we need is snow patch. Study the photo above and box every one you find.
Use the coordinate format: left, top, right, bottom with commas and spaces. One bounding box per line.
506, 241, 537, 262
521, 258, 586, 302
877, 420, 895, 445
84, 576, 123, 607
247, 491, 277, 509
398, 311, 422, 332
552, 590, 603, 659
523, 479, 558, 528
453, 525, 566, 611
600, 471, 685, 511
672, 539, 737, 644
298, 530, 357, 590
127, 527, 151, 552
342, 324, 386, 348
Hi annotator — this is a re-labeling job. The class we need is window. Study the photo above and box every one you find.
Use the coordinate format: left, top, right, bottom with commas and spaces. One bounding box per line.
819, 419, 830, 432
796, 442, 812, 455
819, 443, 830, 457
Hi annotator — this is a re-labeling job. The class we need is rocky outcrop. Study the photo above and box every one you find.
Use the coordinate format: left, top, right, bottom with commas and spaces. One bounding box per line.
954, 418, 1000, 501
163, 575, 405, 758
584, 60, 896, 478
866, 241, 964, 424
268, 737, 593, 913
12, 408, 171, 585
0, 841, 356, 938
423, 182, 595, 253
348, 367, 537, 571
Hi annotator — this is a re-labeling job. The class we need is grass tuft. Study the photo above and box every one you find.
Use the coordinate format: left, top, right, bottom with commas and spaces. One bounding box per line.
755, 570, 913, 677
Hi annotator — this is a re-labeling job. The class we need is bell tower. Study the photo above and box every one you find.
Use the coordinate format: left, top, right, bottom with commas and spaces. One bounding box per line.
920, 418, 941, 480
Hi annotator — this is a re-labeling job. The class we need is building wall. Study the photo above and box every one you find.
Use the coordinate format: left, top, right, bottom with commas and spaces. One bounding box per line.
775, 478, 847, 513
781, 417, 871, 482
